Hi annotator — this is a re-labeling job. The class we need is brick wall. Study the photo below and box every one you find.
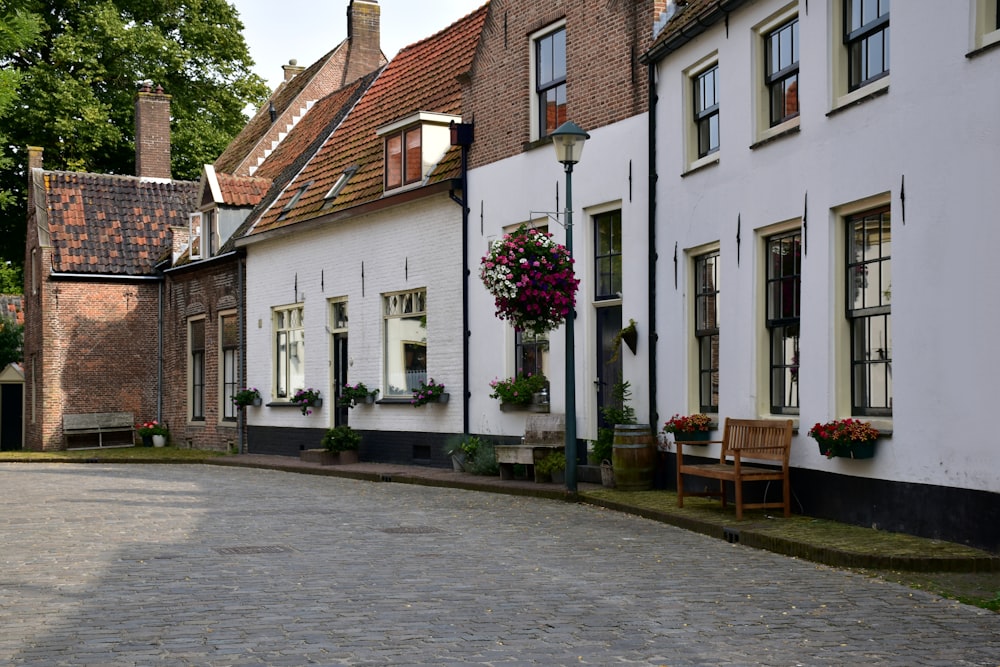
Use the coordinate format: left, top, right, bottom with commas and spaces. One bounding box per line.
26, 277, 161, 450
135, 84, 172, 179
162, 257, 243, 452
465, 0, 656, 169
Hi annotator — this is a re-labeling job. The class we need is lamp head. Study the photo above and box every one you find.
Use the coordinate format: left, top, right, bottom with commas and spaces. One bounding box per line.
550, 121, 590, 165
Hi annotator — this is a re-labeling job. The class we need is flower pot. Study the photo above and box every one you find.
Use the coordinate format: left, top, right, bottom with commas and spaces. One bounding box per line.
817, 439, 876, 459
499, 401, 529, 412
365, 394, 375, 404
451, 453, 466, 472
251, 397, 262, 407
152, 434, 166, 448
337, 450, 359, 465
141, 434, 153, 447
437, 393, 449, 404
674, 431, 710, 443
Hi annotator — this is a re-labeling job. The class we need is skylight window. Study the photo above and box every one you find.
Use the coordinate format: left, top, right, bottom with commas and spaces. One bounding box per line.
277, 181, 313, 220
324, 166, 358, 203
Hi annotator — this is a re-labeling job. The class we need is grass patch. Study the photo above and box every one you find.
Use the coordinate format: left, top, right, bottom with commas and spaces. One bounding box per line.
0, 447, 227, 462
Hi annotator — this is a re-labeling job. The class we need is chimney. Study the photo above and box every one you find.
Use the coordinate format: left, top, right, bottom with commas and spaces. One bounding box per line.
134, 81, 172, 180
282, 59, 305, 82
27, 146, 43, 179
344, 0, 381, 84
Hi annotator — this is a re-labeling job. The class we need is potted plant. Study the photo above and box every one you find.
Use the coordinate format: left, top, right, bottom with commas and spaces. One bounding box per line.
232, 387, 262, 409
291, 387, 322, 415
479, 225, 580, 334
592, 379, 637, 465
489, 373, 547, 411
535, 450, 566, 484
339, 382, 378, 408
662, 413, 713, 442
137, 420, 168, 447
808, 418, 880, 459
445, 435, 481, 471
411, 379, 447, 406
321, 425, 361, 464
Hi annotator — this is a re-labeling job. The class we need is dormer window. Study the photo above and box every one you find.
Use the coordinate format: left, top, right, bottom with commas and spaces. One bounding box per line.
377, 112, 461, 194
386, 127, 422, 189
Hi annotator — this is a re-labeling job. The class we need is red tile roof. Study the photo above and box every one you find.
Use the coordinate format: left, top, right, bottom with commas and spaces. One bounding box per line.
215, 172, 271, 208
249, 3, 489, 235
38, 171, 198, 276
0, 294, 24, 326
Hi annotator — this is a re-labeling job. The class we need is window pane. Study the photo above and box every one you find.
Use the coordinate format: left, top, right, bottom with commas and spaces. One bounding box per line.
552, 28, 566, 80
405, 127, 422, 184
223, 348, 238, 420
515, 330, 549, 377
386, 133, 402, 188
384, 290, 428, 397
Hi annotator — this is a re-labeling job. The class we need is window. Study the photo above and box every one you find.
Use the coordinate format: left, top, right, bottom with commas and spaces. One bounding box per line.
324, 165, 358, 203
515, 330, 549, 378
534, 26, 567, 139
846, 208, 892, 415
594, 210, 622, 300
384, 290, 427, 397
694, 65, 720, 158
189, 212, 202, 259
190, 318, 205, 421
845, 0, 890, 91
274, 304, 304, 399
972, 0, 1000, 51
385, 127, 422, 190
220, 313, 238, 421
694, 252, 720, 413
765, 18, 799, 126
766, 230, 801, 414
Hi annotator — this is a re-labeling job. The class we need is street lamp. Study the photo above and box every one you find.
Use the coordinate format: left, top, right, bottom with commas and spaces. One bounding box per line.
550, 120, 589, 493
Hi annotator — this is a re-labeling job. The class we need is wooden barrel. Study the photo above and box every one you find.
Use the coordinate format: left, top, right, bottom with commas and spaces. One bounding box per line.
611, 424, 656, 491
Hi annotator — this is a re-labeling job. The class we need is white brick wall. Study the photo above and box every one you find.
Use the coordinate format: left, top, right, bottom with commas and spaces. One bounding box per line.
244, 194, 464, 434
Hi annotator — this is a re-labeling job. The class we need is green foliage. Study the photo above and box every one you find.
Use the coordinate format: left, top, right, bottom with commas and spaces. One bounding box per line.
534, 450, 565, 475
593, 378, 636, 463
464, 439, 500, 476
321, 426, 361, 453
0, 316, 23, 368
0, 261, 22, 293
0, 0, 270, 269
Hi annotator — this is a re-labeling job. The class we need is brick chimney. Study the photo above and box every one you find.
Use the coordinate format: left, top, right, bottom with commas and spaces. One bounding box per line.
344, 0, 381, 84
282, 59, 305, 82
134, 82, 172, 180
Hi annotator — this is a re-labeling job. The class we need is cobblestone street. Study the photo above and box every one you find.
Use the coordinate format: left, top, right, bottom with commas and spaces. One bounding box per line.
1, 463, 998, 666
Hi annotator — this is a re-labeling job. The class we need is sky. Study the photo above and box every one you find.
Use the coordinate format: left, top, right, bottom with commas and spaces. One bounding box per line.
231, 0, 488, 92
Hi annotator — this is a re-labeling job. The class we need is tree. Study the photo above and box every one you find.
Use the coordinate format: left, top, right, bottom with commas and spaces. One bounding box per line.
0, 0, 270, 272
0, 261, 23, 293
0, 316, 23, 368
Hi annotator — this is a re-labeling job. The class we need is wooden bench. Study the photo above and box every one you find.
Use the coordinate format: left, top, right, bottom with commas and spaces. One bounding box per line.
63, 412, 135, 449
495, 413, 564, 482
676, 418, 793, 519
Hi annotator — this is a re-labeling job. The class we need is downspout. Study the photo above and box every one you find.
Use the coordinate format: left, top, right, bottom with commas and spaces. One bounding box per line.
646, 61, 659, 433
449, 122, 474, 436
157, 279, 164, 423
237, 255, 245, 453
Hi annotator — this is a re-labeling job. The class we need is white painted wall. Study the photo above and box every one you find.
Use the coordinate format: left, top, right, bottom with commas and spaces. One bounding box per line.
467, 113, 650, 443
652, 0, 1000, 492
243, 195, 464, 435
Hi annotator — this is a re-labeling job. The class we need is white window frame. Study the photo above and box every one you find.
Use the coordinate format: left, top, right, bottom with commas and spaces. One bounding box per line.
831, 193, 893, 434
273, 303, 305, 400
971, 0, 1000, 52
189, 212, 202, 260
383, 289, 427, 398
683, 53, 720, 172
830, 0, 890, 112
188, 316, 206, 423
219, 310, 238, 423
753, 5, 800, 144
529, 20, 567, 143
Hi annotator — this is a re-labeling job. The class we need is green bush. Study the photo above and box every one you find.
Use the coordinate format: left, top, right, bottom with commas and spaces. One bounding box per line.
465, 440, 500, 476
321, 425, 361, 452
593, 379, 636, 463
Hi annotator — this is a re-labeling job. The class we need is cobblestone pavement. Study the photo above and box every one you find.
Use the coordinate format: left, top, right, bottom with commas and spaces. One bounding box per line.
1, 464, 998, 666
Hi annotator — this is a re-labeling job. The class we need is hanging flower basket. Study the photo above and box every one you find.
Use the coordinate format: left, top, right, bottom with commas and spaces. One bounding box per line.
479, 226, 579, 334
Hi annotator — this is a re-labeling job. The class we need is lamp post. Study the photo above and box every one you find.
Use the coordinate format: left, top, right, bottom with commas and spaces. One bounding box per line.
550, 120, 589, 493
